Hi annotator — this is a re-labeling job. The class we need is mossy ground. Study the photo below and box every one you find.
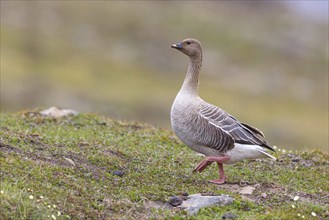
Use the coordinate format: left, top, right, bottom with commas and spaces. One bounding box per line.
0, 110, 328, 219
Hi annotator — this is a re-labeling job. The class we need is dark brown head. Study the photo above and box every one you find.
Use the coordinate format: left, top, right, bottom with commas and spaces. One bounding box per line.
171, 38, 202, 58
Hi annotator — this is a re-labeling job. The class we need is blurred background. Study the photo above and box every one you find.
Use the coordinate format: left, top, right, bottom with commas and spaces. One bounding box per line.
1, 1, 328, 151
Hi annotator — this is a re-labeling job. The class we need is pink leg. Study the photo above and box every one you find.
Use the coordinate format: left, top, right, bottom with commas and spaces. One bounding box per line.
193, 159, 212, 173
193, 156, 229, 185
208, 162, 226, 184
193, 155, 229, 173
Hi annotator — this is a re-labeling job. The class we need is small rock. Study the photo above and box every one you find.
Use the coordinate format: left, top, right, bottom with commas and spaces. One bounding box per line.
301, 161, 313, 167
239, 186, 255, 195
97, 122, 107, 126
261, 193, 267, 199
292, 158, 300, 162
181, 193, 234, 215
168, 196, 183, 207
112, 170, 125, 177
40, 107, 78, 118
222, 212, 237, 219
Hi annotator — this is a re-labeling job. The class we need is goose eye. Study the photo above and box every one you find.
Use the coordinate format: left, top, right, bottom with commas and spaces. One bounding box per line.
186, 41, 191, 45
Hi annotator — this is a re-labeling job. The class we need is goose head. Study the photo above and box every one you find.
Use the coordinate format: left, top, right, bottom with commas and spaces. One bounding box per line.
171, 38, 202, 58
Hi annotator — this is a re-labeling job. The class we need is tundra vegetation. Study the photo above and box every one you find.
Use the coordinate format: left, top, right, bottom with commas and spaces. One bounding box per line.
1, 111, 328, 219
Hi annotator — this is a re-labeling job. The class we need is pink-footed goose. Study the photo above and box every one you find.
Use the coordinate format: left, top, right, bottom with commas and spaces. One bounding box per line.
170, 38, 276, 184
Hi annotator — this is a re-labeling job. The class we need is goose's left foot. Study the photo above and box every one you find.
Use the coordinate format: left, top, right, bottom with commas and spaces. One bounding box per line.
208, 177, 225, 185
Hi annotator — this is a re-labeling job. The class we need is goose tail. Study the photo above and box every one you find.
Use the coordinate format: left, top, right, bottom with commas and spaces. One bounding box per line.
257, 148, 276, 161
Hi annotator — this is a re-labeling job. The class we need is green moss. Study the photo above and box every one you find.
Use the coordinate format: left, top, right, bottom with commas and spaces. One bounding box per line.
0, 111, 328, 219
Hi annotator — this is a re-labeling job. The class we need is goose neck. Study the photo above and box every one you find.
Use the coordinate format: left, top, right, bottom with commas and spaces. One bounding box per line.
181, 55, 202, 95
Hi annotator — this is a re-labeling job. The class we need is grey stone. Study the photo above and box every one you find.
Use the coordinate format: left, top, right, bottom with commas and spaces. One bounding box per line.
112, 170, 125, 177
168, 196, 183, 206
180, 193, 234, 215
222, 212, 237, 219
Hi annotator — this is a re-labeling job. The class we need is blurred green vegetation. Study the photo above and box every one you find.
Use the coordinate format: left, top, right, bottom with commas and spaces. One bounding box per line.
1, 1, 328, 150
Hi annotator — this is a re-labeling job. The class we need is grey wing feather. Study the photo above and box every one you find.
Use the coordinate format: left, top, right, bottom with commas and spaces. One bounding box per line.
200, 103, 275, 152
241, 122, 265, 138
193, 112, 235, 153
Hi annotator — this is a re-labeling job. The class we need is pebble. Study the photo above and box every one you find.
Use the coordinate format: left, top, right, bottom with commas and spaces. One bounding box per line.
113, 170, 125, 177
168, 196, 183, 207
222, 212, 237, 219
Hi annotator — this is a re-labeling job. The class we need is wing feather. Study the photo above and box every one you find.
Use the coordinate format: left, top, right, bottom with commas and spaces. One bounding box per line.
192, 112, 235, 153
199, 103, 275, 152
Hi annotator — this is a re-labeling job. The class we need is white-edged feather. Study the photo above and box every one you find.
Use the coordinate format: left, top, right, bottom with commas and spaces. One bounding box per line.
225, 143, 276, 164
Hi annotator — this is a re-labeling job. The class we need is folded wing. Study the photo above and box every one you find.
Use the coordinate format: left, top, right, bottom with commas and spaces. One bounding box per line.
199, 103, 275, 152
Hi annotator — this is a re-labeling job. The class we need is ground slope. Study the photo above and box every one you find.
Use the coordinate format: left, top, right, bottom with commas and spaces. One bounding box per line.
0, 111, 328, 219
